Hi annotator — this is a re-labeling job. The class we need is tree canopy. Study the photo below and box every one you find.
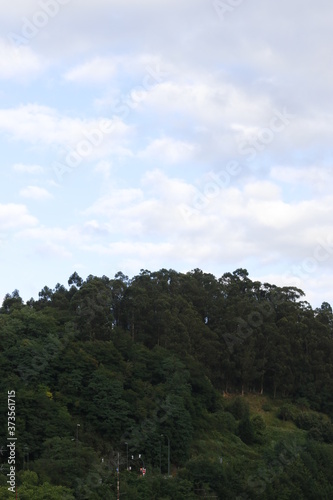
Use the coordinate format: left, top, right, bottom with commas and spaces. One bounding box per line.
1, 268, 333, 498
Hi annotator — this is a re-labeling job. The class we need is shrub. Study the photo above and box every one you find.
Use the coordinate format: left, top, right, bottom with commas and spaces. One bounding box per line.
226, 397, 250, 421
212, 410, 237, 434
251, 415, 266, 444
277, 404, 299, 422
296, 412, 323, 431
238, 416, 255, 445
322, 422, 333, 443
295, 397, 311, 410
262, 402, 272, 412
307, 426, 324, 442
307, 421, 333, 444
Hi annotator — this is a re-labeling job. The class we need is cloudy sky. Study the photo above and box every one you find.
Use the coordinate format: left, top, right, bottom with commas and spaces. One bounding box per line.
0, 0, 332, 307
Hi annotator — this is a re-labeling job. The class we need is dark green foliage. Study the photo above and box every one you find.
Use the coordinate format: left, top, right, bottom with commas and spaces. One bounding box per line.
1, 268, 333, 497
211, 409, 237, 434
238, 415, 255, 445
226, 396, 250, 420
296, 412, 323, 431
277, 403, 300, 422
262, 402, 272, 412
181, 457, 232, 498
306, 419, 333, 444
33, 437, 97, 487
84, 367, 132, 439
251, 415, 266, 444
261, 442, 333, 500
0, 289, 24, 313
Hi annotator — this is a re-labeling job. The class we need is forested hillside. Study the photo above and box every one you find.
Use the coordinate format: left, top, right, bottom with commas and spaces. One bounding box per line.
1, 268, 333, 499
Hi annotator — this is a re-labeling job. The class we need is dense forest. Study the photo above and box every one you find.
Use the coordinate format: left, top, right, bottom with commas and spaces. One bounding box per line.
1, 268, 333, 499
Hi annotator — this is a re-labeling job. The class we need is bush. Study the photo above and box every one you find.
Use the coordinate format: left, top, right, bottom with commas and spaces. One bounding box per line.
307, 426, 324, 442
212, 410, 237, 434
226, 397, 250, 421
295, 397, 311, 410
307, 421, 333, 444
277, 404, 299, 422
296, 412, 323, 431
19, 470, 39, 486
262, 402, 272, 412
238, 416, 255, 445
252, 415, 266, 444
322, 422, 333, 443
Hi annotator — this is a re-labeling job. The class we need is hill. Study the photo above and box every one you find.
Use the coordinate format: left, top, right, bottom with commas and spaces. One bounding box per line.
0, 268, 332, 498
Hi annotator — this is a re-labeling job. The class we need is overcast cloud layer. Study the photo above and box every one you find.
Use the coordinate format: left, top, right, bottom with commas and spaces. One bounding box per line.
1, 0, 332, 307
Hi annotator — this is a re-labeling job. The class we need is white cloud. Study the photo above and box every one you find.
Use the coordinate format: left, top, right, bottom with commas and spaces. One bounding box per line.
270, 166, 333, 193
84, 187, 144, 218
138, 137, 198, 164
64, 57, 116, 84
19, 186, 53, 200
80, 171, 333, 270
0, 105, 133, 154
1, 0, 333, 309
144, 81, 270, 127
7, 168, 333, 306
0, 39, 43, 80
244, 180, 281, 200
0, 203, 38, 230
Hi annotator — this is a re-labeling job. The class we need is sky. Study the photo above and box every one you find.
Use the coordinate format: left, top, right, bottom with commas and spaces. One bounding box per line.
0, 0, 332, 308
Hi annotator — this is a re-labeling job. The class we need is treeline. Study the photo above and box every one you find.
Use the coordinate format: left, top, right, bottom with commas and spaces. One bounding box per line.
0, 268, 332, 498
14, 267, 333, 405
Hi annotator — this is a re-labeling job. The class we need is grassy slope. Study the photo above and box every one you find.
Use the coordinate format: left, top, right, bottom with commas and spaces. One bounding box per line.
186, 394, 319, 496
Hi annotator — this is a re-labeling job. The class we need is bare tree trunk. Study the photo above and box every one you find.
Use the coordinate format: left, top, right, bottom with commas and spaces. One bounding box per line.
260, 375, 264, 395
